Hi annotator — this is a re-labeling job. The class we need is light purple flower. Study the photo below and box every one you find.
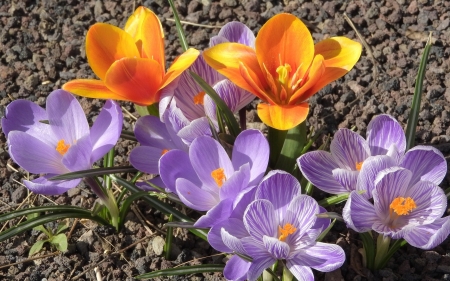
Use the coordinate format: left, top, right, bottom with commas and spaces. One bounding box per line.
1, 90, 122, 195
343, 167, 450, 250
218, 171, 344, 281
159, 129, 269, 228
298, 114, 446, 197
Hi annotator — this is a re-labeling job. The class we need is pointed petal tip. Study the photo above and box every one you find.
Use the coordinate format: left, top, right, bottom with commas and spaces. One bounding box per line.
257, 103, 309, 130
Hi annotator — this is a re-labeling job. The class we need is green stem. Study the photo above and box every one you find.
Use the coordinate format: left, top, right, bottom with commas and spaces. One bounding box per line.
359, 232, 375, 270
165, 214, 174, 260
282, 264, 294, 281
374, 234, 391, 269
268, 127, 288, 168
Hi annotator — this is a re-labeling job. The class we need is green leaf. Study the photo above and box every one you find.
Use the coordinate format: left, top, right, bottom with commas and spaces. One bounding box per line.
56, 222, 69, 234
136, 264, 225, 278
360, 232, 375, 270
29, 240, 46, 256
405, 33, 433, 150
165, 214, 174, 260
118, 191, 150, 227
50, 233, 68, 252
49, 166, 138, 181
275, 121, 306, 173
318, 193, 350, 207
135, 103, 159, 117
167, 0, 189, 51
189, 71, 241, 138
316, 219, 336, 242
103, 147, 115, 190
120, 130, 137, 142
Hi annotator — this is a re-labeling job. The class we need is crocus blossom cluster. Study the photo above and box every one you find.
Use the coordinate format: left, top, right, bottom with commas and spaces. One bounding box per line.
1, 90, 123, 195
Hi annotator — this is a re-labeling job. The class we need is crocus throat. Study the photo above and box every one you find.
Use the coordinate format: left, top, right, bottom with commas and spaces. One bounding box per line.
278, 223, 297, 242
390, 196, 417, 216
355, 161, 363, 171
161, 149, 169, 156
193, 91, 206, 105
56, 139, 70, 155
211, 168, 226, 187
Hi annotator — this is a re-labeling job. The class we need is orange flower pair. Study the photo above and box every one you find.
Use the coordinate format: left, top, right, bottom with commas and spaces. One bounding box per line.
63, 7, 199, 106
203, 13, 362, 130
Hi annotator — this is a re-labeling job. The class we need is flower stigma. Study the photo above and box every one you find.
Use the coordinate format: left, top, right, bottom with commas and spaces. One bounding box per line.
355, 161, 364, 171
161, 149, 169, 156
56, 140, 71, 155
278, 223, 297, 242
193, 91, 206, 105
211, 168, 226, 187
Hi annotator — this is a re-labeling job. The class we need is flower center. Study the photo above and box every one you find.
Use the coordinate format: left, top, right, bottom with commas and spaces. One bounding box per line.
193, 91, 206, 105
161, 149, 169, 156
355, 161, 363, 171
390, 197, 417, 216
56, 139, 70, 155
211, 168, 226, 187
276, 63, 291, 86
278, 223, 297, 242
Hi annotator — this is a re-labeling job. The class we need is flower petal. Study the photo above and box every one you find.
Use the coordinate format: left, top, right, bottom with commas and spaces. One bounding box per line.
401, 146, 447, 186
177, 117, 213, 145
215, 21, 255, 47
332, 168, 359, 193
330, 128, 370, 170
356, 155, 396, 198
160, 48, 200, 90
62, 79, 117, 100
256, 13, 314, 84
223, 255, 250, 281
195, 198, 234, 228
257, 102, 309, 130
129, 146, 162, 174
405, 181, 447, 224
404, 217, 450, 250
24, 176, 81, 195
159, 149, 201, 193
285, 263, 314, 281
86, 23, 140, 80
263, 236, 290, 260
104, 57, 162, 105
244, 199, 277, 240
284, 195, 320, 245
366, 114, 406, 157
232, 129, 269, 186
134, 115, 177, 149
343, 191, 377, 232
61, 134, 92, 171
289, 242, 345, 272
176, 178, 218, 211
90, 100, 123, 163
209, 218, 248, 253
208, 79, 255, 115
220, 163, 251, 200
289, 54, 326, 103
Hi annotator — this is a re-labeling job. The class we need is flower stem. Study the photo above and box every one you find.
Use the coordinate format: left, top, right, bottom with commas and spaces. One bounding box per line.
268, 127, 288, 168
374, 234, 391, 269
282, 264, 294, 281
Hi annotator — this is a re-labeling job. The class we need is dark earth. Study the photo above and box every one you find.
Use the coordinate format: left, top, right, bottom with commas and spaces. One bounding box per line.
1, 0, 450, 280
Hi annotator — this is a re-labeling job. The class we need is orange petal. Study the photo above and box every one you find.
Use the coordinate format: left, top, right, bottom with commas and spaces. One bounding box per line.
62, 79, 117, 99
160, 48, 200, 89
302, 37, 362, 97
257, 102, 309, 130
203, 43, 270, 100
289, 54, 325, 103
104, 57, 163, 105
255, 13, 314, 82
86, 23, 140, 80
124, 6, 165, 70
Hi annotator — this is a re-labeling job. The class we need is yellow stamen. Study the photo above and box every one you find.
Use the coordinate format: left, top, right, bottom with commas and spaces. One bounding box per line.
193, 91, 206, 105
211, 168, 226, 187
161, 149, 169, 156
390, 197, 417, 216
278, 223, 297, 242
276, 63, 292, 86
56, 140, 70, 155
355, 161, 363, 171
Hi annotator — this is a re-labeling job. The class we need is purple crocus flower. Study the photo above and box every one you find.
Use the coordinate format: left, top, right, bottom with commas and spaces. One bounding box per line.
298, 114, 446, 197
159, 129, 269, 228
1, 90, 122, 195
343, 167, 450, 250
218, 171, 344, 281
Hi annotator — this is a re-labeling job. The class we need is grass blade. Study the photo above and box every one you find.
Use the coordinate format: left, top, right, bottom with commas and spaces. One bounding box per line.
136, 264, 225, 278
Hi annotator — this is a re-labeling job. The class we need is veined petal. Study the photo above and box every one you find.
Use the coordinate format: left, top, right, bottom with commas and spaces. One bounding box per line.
223, 255, 250, 281
104, 57, 162, 105
125, 7, 165, 70
284, 195, 320, 245
212, 79, 255, 114
289, 243, 345, 272
289, 54, 326, 103
177, 117, 213, 145
86, 23, 140, 80
332, 169, 359, 193
263, 236, 290, 260
216, 21, 255, 47
209, 218, 248, 253
134, 115, 175, 148
366, 114, 406, 156
160, 48, 200, 90
343, 191, 377, 232
176, 178, 218, 211
257, 102, 309, 130
194, 198, 234, 228
405, 217, 450, 250
62, 79, 117, 100
61, 134, 92, 171
300, 37, 362, 98
356, 155, 396, 199
24, 176, 82, 196
219, 164, 251, 200
129, 146, 162, 174
405, 181, 447, 224
401, 146, 447, 186
330, 128, 370, 170
159, 149, 201, 193
244, 199, 277, 240
256, 13, 314, 82
285, 263, 314, 281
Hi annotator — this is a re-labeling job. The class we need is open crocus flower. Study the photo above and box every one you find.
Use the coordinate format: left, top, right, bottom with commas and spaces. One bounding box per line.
298, 114, 446, 197
159, 129, 269, 228
343, 167, 450, 250
62, 6, 199, 105
219, 171, 344, 281
203, 13, 362, 130
1, 90, 122, 195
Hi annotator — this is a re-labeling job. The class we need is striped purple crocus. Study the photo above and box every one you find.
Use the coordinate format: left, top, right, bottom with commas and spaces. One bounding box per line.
1, 90, 122, 195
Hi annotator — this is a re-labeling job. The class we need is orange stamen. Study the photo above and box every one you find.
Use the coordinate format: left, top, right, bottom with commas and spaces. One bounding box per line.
390, 197, 417, 216
56, 140, 70, 155
193, 91, 206, 105
278, 223, 297, 242
161, 149, 169, 156
211, 168, 226, 187
355, 161, 363, 171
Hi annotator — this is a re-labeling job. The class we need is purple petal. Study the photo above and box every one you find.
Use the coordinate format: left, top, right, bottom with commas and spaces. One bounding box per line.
2, 99, 57, 146
332, 168, 359, 193
129, 146, 162, 174
216, 21, 255, 47
212, 79, 255, 113
366, 114, 406, 156
220, 163, 251, 200
8, 131, 67, 174
342, 191, 377, 232
230, 186, 257, 219
24, 175, 81, 195
356, 155, 396, 198
62, 134, 92, 171
400, 146, 447, 186
194, 198, 234, 228
177, 117, 214, 145
176, 178, 218, 211
285, 263, 314, 281
330, 128, 370, 170
405, 181, 447, 224
189, 136, 234, 188
159, 149, 201, 193
135, 176, 165, 191
134, 115, 174, 148
221, 226, 247, 254
209, 35, 228, 47
263, 236, 290, 260
90, 100, 123, 163
232, 129, 269, 186
162, 106, 189, 151
223, 255, 250, 281
46, 90, 89, 142
244, 200, 277, 240
298, 151, 347, 194
209, 218, 248, 253
404, 217, 450, 250
289, 242, 345, 272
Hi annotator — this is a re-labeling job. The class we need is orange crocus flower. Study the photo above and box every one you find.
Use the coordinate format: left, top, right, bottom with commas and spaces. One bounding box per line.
63, 7, 199, 106
203, 13, 362, 130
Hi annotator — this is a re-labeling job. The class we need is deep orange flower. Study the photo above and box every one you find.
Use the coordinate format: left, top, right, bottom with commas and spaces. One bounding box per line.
203, 13, 362, 130
63, 7, 199, 106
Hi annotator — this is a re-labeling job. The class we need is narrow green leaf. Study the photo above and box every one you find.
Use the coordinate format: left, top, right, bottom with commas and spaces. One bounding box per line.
377, 239, 407, 269
167, 0, 189, 51
118, 191, 150, 227
405, 33, 433, 150
49, 166, 138, 181
165, 214, 174, 260
103, 147, 115, 190
0, 205, 103, 223
164, 221, 206, 229
318, 193, 350, 207
135, 103, 159, 117
29, 240, 46, 256
189, 71, 241, 137
136, 264, 225, 278
360, 232, 375, 270
120, 130, 137, 142
316, 219, 336, 242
